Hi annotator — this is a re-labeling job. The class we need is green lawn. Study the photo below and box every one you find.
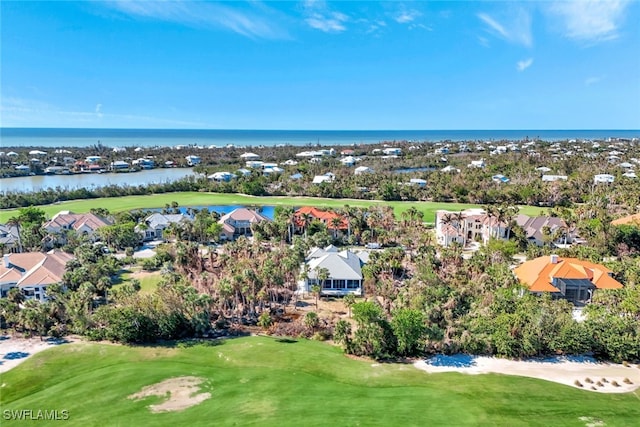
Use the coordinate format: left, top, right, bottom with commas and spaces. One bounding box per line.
1, 336, 638, 426
0, 192, 545, 223
114, 269, 162, 294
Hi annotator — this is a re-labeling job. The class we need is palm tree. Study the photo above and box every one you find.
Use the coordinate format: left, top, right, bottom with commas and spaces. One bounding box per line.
330, 216, 343, 239
300, 213, 313, 238
6, 216, 23, 253
453, 211, 466, 246
440, 212, 454, 247
314, 267, 330, 311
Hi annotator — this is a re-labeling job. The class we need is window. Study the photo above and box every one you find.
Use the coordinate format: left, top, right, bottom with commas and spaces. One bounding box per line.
347, 280, 360, 289
333, 279, 346, 289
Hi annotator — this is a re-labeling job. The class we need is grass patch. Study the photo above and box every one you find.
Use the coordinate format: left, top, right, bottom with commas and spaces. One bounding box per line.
0, 192, 544, 223
113, 268, 162, 294
1, 336, 639, 426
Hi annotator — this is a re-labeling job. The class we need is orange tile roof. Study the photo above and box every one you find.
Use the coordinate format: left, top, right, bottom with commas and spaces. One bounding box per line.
294, 207, 348, 229
514, 256, 623, 293
612, 213, 640, 226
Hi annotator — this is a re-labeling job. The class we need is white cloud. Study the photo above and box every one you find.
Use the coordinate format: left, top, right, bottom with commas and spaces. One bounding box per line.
302, 1, 349, 33
0, 97, 204, 128
104, 0, 288, 40
306, 11, 348, 33
477, 36, 490, 48
516, 58, 534, 71
478, 9, 532, 47
585, 76, 604, 85
548, 0, 629, 43
394, 9, 421, 24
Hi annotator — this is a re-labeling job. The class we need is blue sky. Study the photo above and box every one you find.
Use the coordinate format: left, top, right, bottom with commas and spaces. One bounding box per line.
1, 0, 639, 130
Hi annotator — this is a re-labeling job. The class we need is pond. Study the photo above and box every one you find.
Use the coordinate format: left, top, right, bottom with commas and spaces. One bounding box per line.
0, 168, 198, 194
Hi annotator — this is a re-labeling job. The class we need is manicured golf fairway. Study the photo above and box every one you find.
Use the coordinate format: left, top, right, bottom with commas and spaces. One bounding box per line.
0, 192, 544, 223
1, 336, 638, 426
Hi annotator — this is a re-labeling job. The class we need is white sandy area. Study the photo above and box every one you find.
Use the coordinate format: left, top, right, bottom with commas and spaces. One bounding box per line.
414, 356, 640, 393
0, 335, 78, 374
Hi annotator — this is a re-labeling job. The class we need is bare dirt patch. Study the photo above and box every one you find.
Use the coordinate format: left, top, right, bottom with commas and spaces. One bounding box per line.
128, 376, 211, 413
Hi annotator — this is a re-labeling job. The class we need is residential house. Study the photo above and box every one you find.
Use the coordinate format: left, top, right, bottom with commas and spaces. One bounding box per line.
594, 174, 614, 184
441, 165, 460, 173
208, 171, 234, 182
492, 174, 510, 183
132, 158, 155, 169
354, 166, 373, 175
0, 224, 21, 253
340, 156, 357, 166
312, 173, 335, 184
218, 208, 270, 241
185, 155, 201, 166
435, 209, 508, 247
138, 213, 193, 241
263, 166, 284, 176
514, 255, 623, 304
382, 147, 402, 156
293, 207, 348, 234
542, 175, 568, 182
409, 178, 427, 187
0, 250, 74, 301
43, 211, 113, 247
612, 213, 640, 226
515, 214, 575, 247
290, 173, 304, 180
468, 159, 486, 168
110, 160, 130, 170
240, 152, 260, 161
245, 160, 264, 169
300, 246, 367, 296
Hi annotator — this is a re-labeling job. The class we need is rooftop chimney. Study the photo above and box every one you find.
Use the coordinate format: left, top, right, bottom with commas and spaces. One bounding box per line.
550, 254, 559, 264
3, 254, 10, 268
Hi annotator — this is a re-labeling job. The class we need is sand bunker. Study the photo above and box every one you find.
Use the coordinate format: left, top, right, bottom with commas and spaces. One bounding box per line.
0, 336, 77, 374
414, 355, 640, 393
128, 376, 211, 412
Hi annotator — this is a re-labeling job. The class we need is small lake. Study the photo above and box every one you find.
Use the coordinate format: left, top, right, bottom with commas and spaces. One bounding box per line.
0, 168, 198, 193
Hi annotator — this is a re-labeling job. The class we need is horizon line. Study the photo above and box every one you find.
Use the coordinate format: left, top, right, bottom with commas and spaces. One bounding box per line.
2, 127, 639, 132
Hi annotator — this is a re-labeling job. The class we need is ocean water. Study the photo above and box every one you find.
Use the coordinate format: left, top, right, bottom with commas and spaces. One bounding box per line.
2, 128, 639, 148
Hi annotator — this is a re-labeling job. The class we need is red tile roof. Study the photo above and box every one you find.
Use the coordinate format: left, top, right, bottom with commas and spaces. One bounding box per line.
294, 207, 348, 229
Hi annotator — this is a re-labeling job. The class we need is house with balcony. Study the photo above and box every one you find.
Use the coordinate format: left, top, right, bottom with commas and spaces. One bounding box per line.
0, 250, 74, 301
218, 208, 270, 241
299, 246, 367, 296
0, 224, 21, 253
514, 255, 623, 304
43, 211, 113, 247
435, 209, 508, 247
137, 212, 193, 241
